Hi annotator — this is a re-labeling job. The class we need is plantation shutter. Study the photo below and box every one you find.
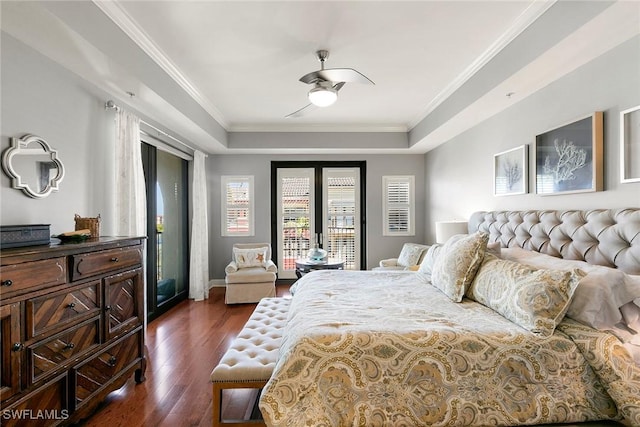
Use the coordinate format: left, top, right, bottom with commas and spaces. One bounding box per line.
221, 176, 254, 236
383, 176, 414, 236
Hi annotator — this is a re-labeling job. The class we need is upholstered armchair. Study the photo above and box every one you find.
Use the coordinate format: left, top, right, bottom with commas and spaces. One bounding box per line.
224, 243, 277, 304
373, 243, 430, 271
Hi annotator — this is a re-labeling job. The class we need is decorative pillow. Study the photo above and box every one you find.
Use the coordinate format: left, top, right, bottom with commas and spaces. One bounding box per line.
430, 232, 488, 302
467, 253, 583, 337
417, 243, 442, 276
233, 246, 268, 268
500, 247, 640, 330
397, 243, 427, 268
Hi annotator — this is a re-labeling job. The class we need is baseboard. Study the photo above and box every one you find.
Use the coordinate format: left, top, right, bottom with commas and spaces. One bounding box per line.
209, 279, 226, 288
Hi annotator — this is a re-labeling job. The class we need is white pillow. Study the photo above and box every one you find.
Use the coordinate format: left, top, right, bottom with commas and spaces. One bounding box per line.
233, 246, 268, 268
486, 241, 501, 257
500, 247, 640, 330
621, 300, 640, 334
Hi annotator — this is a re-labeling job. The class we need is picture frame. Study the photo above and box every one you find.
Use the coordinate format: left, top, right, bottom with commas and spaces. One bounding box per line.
493, 144, 528, 196
620, 105, 640, 183
535, 112, 603, 195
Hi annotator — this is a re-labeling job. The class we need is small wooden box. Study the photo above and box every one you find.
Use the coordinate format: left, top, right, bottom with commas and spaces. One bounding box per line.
74, 214, 100, 238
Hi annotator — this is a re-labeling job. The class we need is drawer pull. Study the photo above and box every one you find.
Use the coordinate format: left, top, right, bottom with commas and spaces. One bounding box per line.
105, 305, 112, 311
110, 257, 119, 262
108, 356, 117, 367
63, 342, 75, 351
67, 302, 76, 309
12, 342, 23, 352
1, 279, 13, 287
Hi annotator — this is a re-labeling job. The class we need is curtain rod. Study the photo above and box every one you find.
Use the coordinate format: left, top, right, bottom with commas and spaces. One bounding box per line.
105, 99, 197, 154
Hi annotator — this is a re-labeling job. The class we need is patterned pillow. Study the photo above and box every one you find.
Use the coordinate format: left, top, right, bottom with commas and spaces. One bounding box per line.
430, 232, 488, 302
397, 243, 427, 268
467, 254, 583, 337
233, 246, 268, 268
417, 244, 442, 276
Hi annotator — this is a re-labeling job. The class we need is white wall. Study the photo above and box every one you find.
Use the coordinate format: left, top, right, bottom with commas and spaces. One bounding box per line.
0, 33, 117, 235
424, 35, 640, 242
206, 153, 425, 278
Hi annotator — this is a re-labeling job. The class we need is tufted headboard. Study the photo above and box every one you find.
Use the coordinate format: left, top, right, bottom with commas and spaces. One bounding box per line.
468, 209, 640, 275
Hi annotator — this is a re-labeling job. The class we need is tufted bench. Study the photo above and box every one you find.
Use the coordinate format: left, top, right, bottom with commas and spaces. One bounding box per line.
210, 297, 290, 427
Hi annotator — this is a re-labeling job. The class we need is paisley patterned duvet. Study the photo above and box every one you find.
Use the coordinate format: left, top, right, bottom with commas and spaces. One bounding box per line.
259, 270, 640, 427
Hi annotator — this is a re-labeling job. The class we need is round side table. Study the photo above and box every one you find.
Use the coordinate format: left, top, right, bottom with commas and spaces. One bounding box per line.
295, 258, 345, 278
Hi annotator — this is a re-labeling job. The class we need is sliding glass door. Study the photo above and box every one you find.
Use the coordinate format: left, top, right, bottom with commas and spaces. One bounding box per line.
141, 142, 189, 321
272, 162, 365, 279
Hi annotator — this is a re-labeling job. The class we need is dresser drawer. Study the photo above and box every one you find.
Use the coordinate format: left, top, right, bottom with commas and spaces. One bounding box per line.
71, 247, 142, 281
0, 258, 66, 299
1, 372, 68, 427
26, 281, 101, 340
74, 329, 142, 409
29, 318, 100, 385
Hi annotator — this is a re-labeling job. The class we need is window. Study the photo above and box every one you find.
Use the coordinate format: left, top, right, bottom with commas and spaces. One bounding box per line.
221, 176, 254, 236
382, 175, 414, 236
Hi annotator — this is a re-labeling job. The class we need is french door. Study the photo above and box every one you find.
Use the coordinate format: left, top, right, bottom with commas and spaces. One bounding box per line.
271, 161, 366, 279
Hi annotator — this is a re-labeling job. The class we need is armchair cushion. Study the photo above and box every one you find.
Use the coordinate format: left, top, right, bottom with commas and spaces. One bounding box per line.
226, 257, 277, 275
226, 267, 277, 284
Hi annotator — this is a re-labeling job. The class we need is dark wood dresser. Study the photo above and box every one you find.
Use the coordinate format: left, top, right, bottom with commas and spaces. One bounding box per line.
0, 237, 146, 426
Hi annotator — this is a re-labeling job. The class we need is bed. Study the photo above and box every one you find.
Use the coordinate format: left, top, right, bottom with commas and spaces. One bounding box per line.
259, 209, 640, 427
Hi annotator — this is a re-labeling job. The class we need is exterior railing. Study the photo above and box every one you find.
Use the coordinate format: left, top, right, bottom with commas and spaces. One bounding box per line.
281, 226, 356, 270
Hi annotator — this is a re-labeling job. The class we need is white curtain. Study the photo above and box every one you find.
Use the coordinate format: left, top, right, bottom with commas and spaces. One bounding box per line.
189, 151, 209, 301
189, 150, 210, 300
115, 110, 147, 236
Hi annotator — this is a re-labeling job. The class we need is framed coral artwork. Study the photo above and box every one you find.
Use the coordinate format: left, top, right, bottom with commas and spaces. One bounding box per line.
535, 112, 603, 195
494, 145, 528, 196
621, 105, 640, 183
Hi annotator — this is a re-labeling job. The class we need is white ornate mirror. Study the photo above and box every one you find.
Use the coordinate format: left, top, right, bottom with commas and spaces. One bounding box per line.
1, 134, 65, 198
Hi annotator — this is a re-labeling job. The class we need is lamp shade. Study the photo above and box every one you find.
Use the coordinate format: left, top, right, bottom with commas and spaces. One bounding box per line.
308, 83, 338, 107
435, 220, 468, 244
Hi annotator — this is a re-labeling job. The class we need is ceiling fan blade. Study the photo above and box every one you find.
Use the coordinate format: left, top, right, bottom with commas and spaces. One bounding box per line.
285, 103, 318, 118
300, 68, 374, 85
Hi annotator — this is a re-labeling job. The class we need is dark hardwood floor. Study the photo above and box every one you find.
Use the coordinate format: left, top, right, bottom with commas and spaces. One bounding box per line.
80, 283, 292, 427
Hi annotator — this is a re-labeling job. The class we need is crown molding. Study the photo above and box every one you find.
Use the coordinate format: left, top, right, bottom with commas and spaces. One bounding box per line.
408, 0, 556, 130
227, 124, 408, 133
93, 0, 230, 129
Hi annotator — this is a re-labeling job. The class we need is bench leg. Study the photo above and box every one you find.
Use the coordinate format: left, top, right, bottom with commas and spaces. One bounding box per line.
212, 381, 267, 427
212, 382, 223, 427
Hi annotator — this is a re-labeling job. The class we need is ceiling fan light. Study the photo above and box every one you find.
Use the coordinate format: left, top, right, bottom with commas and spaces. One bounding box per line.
308, 85, 337, 107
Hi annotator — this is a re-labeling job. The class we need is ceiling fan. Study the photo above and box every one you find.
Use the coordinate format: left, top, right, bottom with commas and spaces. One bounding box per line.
285, 50, 375, 118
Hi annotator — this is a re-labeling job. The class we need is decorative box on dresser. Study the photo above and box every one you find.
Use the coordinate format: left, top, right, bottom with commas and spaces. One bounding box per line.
0, 237, 146, 426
